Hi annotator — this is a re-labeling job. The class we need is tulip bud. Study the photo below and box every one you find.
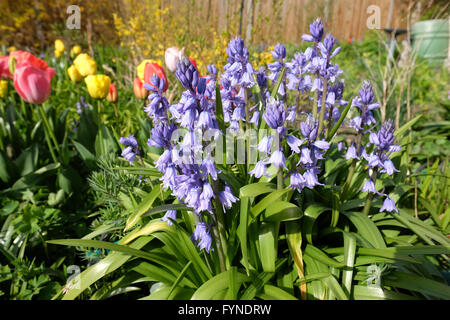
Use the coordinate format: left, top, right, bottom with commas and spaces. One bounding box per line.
0, 80, 8, 98
137, 59, 161, 81
133, 77, 148, 99
144, 62, 168, 92
84, 74, 111, 99
54, 39, 65, 58
106, 83, 118, 102
73, 53, 97, 77
9, 56, 16, 75
70, 45, 82, 58
13, 64, 52, 104
164, 47, 185, 73
67, 65, 82, 82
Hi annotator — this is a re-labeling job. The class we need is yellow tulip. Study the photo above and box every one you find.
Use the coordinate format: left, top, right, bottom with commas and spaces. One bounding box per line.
84, 75, 111, 99
55, 39, 65, 54
71, 45, 82, 56
137, 59, 161, 81
0, 80, 7, 98
73, 53, 97, 77
67, 65, 82, 82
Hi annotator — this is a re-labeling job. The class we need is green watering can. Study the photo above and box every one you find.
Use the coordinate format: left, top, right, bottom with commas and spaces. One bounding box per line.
412, 19, 449, 66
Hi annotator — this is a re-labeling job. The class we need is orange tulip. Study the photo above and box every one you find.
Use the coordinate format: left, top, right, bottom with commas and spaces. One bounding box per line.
133, 77, 148, 99
106, 83, 118, 102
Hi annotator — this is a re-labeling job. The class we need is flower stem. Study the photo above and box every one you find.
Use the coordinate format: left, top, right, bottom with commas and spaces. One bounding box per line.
276, 132, 284, 190
244, 88, 251, 175
38, 104, 60, 162
212, 179, 229, 272
341, 129, 364, 199
317, 78, 328, 137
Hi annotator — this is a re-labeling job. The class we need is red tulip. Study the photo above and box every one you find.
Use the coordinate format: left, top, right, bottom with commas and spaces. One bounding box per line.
13, 64, 52, 104
188, 57, 197, 70
0, 56, 12, 79
144, 62, 168, 92
106, 83, 118, 102
133, 77, 148, 99
10, 51, 55, 80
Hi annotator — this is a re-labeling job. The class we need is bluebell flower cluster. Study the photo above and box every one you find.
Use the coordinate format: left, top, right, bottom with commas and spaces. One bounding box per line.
124, 18, 405, 255
362, 119, 401, 213
144, 57, 238, 252
220, 36, 256, 133
268, 43, 287, 97
249, 19, 342, 192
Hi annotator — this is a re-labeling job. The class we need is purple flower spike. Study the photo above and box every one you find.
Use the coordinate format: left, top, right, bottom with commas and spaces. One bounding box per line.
359, 81, 375, 105
377, 120, 395, 151
271, 43, 287, 60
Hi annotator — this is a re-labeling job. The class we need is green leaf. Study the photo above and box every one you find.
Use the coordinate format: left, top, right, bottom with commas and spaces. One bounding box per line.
11, 162, 61, 191
258, 222, 279, 272
304, 245, 345, 268
141, 204, 189, 218
72, 140, 97, 170
342, 232, 356, 296
257, 284, 297, 300
394, 114, 422, 138
342, 212, 386, 248
125, 184, 162, 231
191, 270, 250, 300
352, 285, 419, 300
262, 201, 303, 222
47, 239, 157, 261
59, 236, 153, 299
322, 275, 349, 300
383, 271, 450, 299
237, 197, 250, 274
239, 182, 276, 198
251, 189, 291, 219
15, 144, 38, 176
303, 204, 329, 244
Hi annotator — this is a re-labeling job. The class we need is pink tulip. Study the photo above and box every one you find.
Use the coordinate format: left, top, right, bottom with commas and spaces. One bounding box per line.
164, 47, 184, 73
13, 64, 53, 104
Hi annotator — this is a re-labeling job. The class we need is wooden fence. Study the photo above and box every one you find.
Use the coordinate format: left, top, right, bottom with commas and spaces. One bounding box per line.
161, 0, 412, 43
